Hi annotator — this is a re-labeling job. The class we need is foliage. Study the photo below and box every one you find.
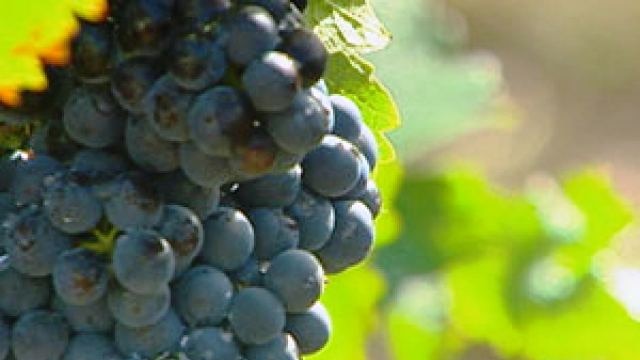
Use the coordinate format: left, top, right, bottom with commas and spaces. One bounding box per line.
379, 169, 637, 360
0, 0, 106, 106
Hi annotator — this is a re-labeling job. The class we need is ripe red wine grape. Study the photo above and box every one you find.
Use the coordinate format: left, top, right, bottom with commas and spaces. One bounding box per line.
112, 229, 175, 295
228, 287, 286, 345
52, 248, 109, 306
201, 207, 255, 271
173, 265, 234, 327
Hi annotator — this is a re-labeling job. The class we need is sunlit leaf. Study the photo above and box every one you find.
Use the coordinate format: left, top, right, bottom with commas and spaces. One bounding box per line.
306, 0, 392, 54
0, 0, 107, 106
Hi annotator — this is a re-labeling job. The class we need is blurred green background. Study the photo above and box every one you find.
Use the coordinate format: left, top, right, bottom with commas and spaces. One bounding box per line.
313, 0, 640, 359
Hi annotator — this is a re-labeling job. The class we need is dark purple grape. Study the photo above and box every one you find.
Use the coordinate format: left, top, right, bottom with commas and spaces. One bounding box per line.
72, 21, 113, 83
281, 29, 327, 86
242, 51, 301, 112
111, 57, 162, 113
168, 36, 228, 91
114, 0, 174, 56
226, 6, 280, 66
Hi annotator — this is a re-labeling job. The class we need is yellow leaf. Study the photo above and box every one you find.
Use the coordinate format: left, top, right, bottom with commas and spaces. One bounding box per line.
0, 0, 107, 106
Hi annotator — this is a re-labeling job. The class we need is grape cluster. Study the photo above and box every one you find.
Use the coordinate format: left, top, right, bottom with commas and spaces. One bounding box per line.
0, 0, 381, 359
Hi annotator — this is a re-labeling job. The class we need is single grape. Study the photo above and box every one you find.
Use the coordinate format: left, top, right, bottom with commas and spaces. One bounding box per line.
235, 165, 301, 208
0, 316, 8, 360
264, 249, 324, 312
63, 87, 125, 149
11, 310, 70, 360
285, 302, 331, 355
173, 265, 234, 327
113, 229, 175, 295
4, 208, 72, 277
227, 6, 279, 66
179, 142, 235, 188
168, 36, 228, 91
200, 207, 255, 271
143, 75, 193, 142
301, 135, 361, 198
181, 327, 240, 360
228, 287, 286, 345
281, 29, 327, 86
42, 172, 103, 234
245, 333, 300, 360
114, 308, 185, 358
11, 154, 64, 206
242, 51, 301, 112
114, 0, 174, 56
53, 248, 109, 306
285, 189, 335, 251
156, 205, 203, 277
0, 267, 51, 317
111, 57, 162, 113
125, 116, 180, 173
107, 284, 170, 328
52, 295, 114, 333
153, 171, 220, 219
63, 333, 124, 360
72, 21, 113, 83
188, 86, 252, 157
103, 173, 164, 230
266, 90, 332, 154
247, 208, 299, 261
315, 200, 374, 274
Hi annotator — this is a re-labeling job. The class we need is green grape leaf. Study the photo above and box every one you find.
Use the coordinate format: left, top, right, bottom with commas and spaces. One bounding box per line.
0, 0, 106, 106
306, 0, 392, 54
